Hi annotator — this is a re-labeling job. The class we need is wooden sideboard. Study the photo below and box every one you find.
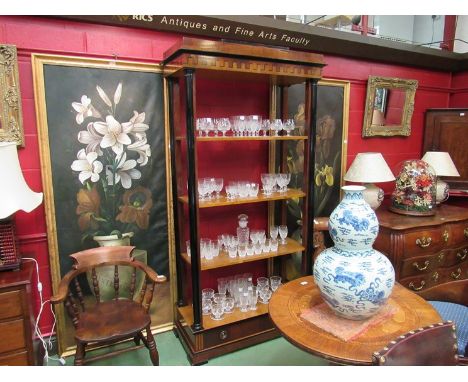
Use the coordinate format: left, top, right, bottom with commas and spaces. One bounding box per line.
0, 260, 35, 365
374, 203, 468, 306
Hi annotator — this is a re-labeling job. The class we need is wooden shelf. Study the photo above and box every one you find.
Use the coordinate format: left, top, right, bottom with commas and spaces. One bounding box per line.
181, 238, 304, 271
176, 135, 308, 142
178, 188, 305, 208
178, 301, 269, 330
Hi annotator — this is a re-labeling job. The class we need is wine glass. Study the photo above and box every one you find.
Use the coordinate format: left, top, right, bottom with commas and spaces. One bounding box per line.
261, 120, 270, 137
279, 225, 288, 245
214, 178, 224, 198
269, 225, 278, 240
196, 118, 204, 137
205, 118, 215, 136
270, 119, 283, 136
216, 118, 231, 137
283, 119, 295, 136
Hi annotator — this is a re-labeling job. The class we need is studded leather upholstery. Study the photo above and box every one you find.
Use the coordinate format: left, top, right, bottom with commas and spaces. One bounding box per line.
372, 321, 459, 366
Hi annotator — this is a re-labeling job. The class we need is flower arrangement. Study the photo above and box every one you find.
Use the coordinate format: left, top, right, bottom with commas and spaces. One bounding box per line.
391, 159, 436, 214
70, 82, 153, 242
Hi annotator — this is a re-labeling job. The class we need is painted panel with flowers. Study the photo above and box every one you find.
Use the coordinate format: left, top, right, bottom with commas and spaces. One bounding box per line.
283, 81, 349, 279
41, 64, 168, 277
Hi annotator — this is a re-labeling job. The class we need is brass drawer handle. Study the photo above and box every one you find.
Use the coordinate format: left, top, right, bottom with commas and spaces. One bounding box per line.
416, 237, 432, 248
438, 253, 445, 263
412, 260, 430, 271
409, 280, 426, 291
219, 330, 228, 340
432, 272, 439, 282
456, 249, 467, 261
442, 230, 449, 243
451, 268, 462, 280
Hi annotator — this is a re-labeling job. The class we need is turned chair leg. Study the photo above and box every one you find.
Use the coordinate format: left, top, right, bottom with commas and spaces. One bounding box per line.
145, 325, 159, 366
74, 341, 86, 366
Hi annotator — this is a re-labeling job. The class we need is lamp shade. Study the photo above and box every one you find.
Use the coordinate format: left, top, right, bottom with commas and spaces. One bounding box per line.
421, 151, 460, 177
344, 152, 395, 183
0, 142, 43, 219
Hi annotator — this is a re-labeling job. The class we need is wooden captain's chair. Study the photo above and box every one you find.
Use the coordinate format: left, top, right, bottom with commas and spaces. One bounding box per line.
51, 246, 166, 365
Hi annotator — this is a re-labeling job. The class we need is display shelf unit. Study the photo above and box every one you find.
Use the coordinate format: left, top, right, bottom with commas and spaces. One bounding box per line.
164, 37, 324, 365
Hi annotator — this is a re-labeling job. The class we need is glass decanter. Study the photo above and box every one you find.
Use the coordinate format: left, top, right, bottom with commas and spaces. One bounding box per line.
237, 214, 250, 246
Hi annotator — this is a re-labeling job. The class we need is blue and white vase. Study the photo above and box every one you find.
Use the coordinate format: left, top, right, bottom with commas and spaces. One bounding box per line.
313, 185, 395, 320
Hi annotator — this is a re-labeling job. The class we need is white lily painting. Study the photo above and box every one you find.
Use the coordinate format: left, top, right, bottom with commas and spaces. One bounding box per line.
71, 82, 154, 239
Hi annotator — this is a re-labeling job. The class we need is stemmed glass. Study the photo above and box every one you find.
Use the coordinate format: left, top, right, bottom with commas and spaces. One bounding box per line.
269, 225, 278, 240
270, 119, 283, 136
261, 173, 276, 196
282, 119, 295, 136
197, 179, 208, 200
279, 225, 288, 245
261, 120, 270, 137
214, 178, 224, 198
216, 118, 231, 137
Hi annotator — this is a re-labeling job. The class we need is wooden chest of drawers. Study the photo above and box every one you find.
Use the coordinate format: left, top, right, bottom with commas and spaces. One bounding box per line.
374, 203, 468, 305
0, 260, 35, 365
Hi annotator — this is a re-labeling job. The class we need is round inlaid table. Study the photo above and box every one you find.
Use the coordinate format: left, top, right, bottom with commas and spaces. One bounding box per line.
268, 276, 442, 365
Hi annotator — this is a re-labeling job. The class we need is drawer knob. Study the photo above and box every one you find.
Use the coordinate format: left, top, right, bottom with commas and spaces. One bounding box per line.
442, 230, 449, 243
451, 268, 462, 280
412, 260, 430, 271
432, 272, 439, 282
438, 253, 445, 263
219, 330, 228, 340
409, 280, 426, 291
416, 237, 432, 248
456, 249, 467, 261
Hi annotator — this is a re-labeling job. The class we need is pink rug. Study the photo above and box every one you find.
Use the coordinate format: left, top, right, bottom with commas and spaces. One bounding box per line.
300, 302, 397, 341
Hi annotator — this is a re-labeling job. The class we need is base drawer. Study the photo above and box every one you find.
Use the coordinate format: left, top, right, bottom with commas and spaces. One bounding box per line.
0, 319, 26, 354
0, 290, 23, 320
0, 350, 28, 366
202, 314, 274, 349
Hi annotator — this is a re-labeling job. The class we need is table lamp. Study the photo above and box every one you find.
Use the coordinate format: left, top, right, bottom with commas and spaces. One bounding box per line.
0, 142, 43, 271
421, 151, 460, 204
344, 152, 395, 209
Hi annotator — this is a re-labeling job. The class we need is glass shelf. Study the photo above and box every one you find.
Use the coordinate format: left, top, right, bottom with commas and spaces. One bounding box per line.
181, 238, 304, 271
178, 188, 306, 208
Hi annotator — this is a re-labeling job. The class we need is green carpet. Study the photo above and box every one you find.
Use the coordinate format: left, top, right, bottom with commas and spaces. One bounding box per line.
48, 330, 328, 366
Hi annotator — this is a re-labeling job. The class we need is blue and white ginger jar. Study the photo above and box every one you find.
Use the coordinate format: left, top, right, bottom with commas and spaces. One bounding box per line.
313, 185, 395, 320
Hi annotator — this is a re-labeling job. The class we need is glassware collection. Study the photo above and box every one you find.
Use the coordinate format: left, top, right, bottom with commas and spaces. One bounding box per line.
186, 214, 288, 260
197, 173, 292, 200
202, 273, 282, 320
196, 116, 296, 137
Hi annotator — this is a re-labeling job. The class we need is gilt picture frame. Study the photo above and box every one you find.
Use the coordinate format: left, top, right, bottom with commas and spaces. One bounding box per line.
32, 54, 175, 356
362, 75, 418, 137
0, 44, 25, 146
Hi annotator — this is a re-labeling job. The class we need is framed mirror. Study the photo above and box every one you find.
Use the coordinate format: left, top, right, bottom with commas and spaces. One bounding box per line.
362, 76, 418, 137
0, 44, 24, 146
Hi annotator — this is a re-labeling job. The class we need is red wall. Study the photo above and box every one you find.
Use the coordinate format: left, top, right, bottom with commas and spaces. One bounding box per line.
450, 70, 468, 107
0, 15, 464, 334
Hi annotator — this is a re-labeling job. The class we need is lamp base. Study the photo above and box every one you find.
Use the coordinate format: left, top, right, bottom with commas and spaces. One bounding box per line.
0, 218, 21, 271
435, 179, 450, 204
362, 183, 384, 210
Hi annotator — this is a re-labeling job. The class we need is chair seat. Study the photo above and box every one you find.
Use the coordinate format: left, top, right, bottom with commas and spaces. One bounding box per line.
75, 299, 150, 343
429, 301, 468, 356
